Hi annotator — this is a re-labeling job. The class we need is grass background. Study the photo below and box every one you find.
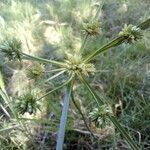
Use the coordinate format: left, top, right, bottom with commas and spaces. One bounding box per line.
0, 0, 149, 149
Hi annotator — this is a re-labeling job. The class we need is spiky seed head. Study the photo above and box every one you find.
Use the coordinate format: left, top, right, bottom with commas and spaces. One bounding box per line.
119, 24, 143, 43
89, 104, 112, 128
83, 21, 101, 36
26, 63, 45, 80
15, 91, 40, 115
0, 38, 22, 61
65, 53, 96, 76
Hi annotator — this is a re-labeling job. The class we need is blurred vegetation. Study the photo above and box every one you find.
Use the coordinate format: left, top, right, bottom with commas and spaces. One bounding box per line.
0, 0, 149, 149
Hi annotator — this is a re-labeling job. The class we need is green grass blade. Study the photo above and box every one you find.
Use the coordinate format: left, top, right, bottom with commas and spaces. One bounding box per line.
0, 71, 16, 116
108, 115, 139, 150
80, 34, 89, 54
79, 75, 138, 149
0, 125, 20, 132
56, 82, 72, 150
0, 104, 10, 118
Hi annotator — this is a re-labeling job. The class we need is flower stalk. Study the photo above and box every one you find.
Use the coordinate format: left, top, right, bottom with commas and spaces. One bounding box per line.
56, 82, 72, 150
22, 52, 66, 67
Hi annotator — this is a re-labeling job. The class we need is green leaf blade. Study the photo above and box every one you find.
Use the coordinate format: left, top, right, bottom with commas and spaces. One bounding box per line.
108, 115, 139, 150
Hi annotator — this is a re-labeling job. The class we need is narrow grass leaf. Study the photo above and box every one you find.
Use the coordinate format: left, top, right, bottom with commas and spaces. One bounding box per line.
108, 115, 139, 150
0, 104, 10, 118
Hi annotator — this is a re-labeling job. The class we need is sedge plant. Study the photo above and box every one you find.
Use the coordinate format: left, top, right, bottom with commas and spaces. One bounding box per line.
0, 3, 150, 150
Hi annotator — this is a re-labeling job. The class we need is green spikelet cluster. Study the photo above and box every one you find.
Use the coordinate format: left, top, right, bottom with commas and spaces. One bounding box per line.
26, 63, 45, 80
65, 53, 96, 76
83, 21, 101, 36
89, 104, 112, 128
0, 38, 22, 61
15, 92, 40, 115
119, 24, 143, 43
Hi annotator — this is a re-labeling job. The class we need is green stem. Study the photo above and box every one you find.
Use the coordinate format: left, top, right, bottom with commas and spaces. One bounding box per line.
84, 36, 125, 62
93, 1, 104, 20
38, 75, 73, 101
79, 74, 104, 106
22, 52, 66, 67
45, 70, 66, 83
80, 1, 103, 55
43, 68, 65, 73
80, 34, 89, 54
108, 115, 139, 150
71, 92, 96, 139
56, 82, 72, 150
137, 18, 150, 30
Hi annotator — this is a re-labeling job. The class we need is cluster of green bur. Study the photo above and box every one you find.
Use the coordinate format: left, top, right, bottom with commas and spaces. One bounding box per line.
119, 24, 142, 43
83, 21, 101, 36
89, 104, 112, 128
15, 92, 40, 115
0, 38, 22, 61
26, 63, 45, 80
65, 53, 96, 76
